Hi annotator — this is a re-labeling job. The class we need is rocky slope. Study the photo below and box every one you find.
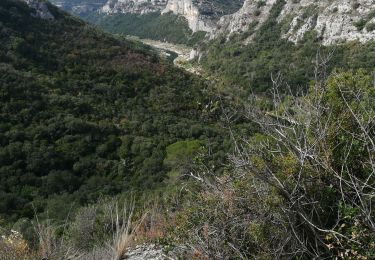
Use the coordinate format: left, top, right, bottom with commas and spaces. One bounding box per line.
101, 0, 167, 15
212, 0, 375, 45
48, 0, 375, 45
23, 0, 55, 19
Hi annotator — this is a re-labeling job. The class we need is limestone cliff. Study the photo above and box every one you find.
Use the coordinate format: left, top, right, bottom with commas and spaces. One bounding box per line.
100, 0, 244, 32
100, 0, 217, 32
211, 0, 375, 45
50, 0, 375, 45
50, 0, 244, 33
101, 0, 167, 15
162, 0, 213, 32
280, 0, 375, 45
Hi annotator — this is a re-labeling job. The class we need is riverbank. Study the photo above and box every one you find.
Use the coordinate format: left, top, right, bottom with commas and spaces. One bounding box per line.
125, 36, 203, 75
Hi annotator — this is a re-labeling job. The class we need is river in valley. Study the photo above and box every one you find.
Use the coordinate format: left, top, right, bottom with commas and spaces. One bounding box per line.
126, 36, 202, 75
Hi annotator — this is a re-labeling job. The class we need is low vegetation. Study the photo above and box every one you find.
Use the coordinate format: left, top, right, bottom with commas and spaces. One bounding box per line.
171, 68, 375, 258
354, 10, 375, 31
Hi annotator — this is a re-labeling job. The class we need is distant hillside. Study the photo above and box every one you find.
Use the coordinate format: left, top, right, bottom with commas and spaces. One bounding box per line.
0, 0, 225, 222
85, 11, 207, 46
49, 0, 245, 45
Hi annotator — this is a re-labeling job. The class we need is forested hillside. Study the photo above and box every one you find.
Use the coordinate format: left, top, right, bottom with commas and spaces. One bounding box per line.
85, 12, 206, 46
49, 0, 245, 45
1, 1, 374, 259
0, 0, 226, 223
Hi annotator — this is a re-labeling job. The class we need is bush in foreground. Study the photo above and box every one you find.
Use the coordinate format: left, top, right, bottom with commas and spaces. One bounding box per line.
174, 69, 375, 258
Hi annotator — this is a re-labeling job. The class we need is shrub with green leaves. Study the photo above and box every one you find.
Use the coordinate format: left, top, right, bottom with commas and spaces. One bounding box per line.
366, 22, 375, 32
174, 69, 375, 258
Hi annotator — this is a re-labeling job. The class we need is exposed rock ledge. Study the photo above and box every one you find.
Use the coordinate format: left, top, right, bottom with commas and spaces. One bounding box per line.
212, 0, 375, 45
101, 0, 167, 15
162, 0, 214, 33
125, 244, 174, 260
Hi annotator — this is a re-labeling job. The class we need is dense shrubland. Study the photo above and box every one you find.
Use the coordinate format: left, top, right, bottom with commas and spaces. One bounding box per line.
5, 66, 372, 259
173, 68, 375, 258
1, 1, 375, 259
0, 0, 228, 224
85, 12, 207, 46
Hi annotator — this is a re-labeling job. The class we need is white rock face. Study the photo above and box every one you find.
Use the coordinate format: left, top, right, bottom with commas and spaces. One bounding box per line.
101, 0, 167, 15
280, 0, 375, 45
162, 0, 213, 32
212, 0, 276, 41
211, 0, 375, 45
23, 0, 55, 20
101, 0, 216, 32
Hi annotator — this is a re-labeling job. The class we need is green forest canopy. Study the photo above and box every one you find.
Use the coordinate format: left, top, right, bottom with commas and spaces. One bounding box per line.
0, 0, 227, 222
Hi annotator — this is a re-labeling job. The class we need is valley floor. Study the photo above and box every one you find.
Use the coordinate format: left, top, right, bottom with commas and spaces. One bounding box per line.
127, 36, 203, 75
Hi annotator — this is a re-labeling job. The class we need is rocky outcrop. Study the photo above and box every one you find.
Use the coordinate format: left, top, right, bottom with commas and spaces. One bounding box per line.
51, 0, 375, 45
100, 0, 215, 32
23, 0, 55, 19
162, 0, 213, 32
280, 0, 375, 45
99, 0, 243, 32
101, 0, 167, 15
125, 244, 172, 260
51, 0, 244, 33
212, 0, 276, 41
211, 0, 375, 45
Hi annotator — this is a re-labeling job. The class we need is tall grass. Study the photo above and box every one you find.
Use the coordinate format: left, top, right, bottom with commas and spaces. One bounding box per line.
1, 199, 162, 259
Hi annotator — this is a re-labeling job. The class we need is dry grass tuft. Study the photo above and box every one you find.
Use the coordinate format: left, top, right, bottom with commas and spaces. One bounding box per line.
33, 217, 83, 260
108, 201, 147, 260
0, 230, 33, 260
0, 200, 158, 260
137, 203, 172, 242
